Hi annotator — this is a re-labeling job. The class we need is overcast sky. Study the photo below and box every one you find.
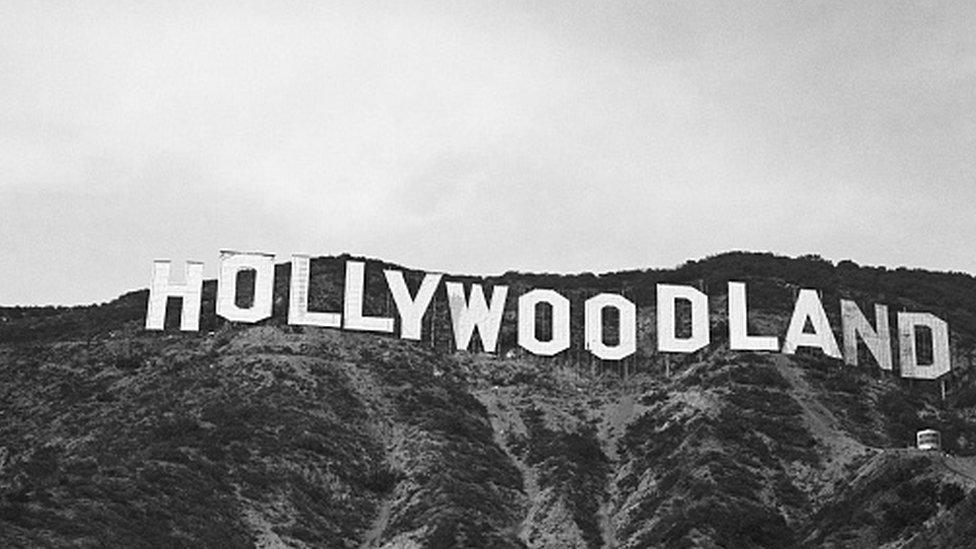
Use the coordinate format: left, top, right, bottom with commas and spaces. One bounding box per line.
2, 1, 975, 305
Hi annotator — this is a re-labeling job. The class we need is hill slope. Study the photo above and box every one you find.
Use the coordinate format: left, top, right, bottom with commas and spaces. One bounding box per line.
3, 251, 976, 548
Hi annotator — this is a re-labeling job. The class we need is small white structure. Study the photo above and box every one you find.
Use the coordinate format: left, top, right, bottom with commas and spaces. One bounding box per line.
916, 429, 942, 451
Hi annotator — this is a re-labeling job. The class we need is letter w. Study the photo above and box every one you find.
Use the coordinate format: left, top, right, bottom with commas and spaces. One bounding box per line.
446, 282, 508, 353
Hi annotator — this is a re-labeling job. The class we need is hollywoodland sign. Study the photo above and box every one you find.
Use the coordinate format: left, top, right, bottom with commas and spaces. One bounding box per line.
145, 250, 952, 381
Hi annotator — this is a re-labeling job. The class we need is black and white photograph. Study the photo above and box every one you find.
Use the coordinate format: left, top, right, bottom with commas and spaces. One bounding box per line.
2, 2, 976, 547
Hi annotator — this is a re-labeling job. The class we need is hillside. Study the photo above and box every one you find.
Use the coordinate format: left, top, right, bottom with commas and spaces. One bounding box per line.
3, 251, 976, 548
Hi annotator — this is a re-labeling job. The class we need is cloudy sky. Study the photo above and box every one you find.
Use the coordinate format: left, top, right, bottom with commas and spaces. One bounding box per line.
2, 1, 974, 305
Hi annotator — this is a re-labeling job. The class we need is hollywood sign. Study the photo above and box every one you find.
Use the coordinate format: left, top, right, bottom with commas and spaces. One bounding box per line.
145, 251, 952, 380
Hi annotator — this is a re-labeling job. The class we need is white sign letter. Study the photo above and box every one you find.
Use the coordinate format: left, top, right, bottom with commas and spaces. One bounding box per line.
841, 301, 892, 370
343, 261, 394, 333
657, 284, 709, 353
782, 289, 841, 358
145, 260, 204, 331
216, 251, 275, 324
518, 289, 570, 356
585, 293, 637, 360
288, 254, 341, 328
446, 282, 508, 352
728, 282, 779, 351
385, 270, 442, 340
898, 312, 951, 380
